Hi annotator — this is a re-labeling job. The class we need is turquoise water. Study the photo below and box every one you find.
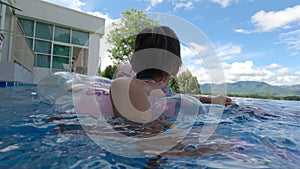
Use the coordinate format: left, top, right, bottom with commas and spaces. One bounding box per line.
0, 87, 300, 168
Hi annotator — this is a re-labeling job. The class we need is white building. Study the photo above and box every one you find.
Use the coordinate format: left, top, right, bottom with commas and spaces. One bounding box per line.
0, 0, 105, 85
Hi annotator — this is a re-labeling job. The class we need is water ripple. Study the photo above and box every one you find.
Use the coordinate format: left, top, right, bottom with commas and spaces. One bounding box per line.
1, 88, 300, 168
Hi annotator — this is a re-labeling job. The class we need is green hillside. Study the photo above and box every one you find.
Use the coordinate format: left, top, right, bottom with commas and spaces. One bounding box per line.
200, 81, 300, 97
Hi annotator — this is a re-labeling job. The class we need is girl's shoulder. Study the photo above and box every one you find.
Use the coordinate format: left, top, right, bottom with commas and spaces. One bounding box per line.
115, 64, 135, 78
111, 77, 146, 92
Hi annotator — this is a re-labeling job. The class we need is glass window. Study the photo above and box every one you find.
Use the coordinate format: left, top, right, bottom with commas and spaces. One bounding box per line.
34, 40, 51, 54
26, 38, 33, 49
34, 54, 50, 68
53, 44, 70, 57
36, 22, 53, 40
19, 18, 34, 37
52, 56, 69, 70
72, 30, 89, 46
54, 26, 70, 43
71, 47, 88, 74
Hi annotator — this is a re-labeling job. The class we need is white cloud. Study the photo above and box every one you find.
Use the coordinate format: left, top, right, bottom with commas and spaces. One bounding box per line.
179, 43, 299, 85
145, 0, 165, 11
221, 61, 300, 85
277, 67, 290, 75
279, 29, 300, 56
183, 42, 242, 62
224, 60, 264, 77
235, 5, 300, 34
180, 42, 210, 64
210, 0, 238, 8
234, 29, 253, 34
181, 44, 195, 59
262, 63, 282, 69
183, 59, 300, 85
180, 44, 205, 69
43, 0, 85, 11
228, 45, 242, 55
174, 2, 194, 11
251, 5, 300, 32
189, 42, 208, 54
215, 44, 242, 61
87, 11, 114, 24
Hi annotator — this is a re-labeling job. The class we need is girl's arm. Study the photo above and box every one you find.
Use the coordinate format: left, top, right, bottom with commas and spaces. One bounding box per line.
192, 94, 232, 106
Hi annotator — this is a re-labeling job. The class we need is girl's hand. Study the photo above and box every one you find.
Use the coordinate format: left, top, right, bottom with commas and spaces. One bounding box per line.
211, 95, 232, 106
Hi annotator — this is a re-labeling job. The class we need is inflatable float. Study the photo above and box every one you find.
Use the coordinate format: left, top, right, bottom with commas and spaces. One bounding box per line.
37, 72, 206, 118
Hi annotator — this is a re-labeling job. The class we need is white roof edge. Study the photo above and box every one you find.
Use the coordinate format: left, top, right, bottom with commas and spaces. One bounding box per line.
14, 0, 105, 35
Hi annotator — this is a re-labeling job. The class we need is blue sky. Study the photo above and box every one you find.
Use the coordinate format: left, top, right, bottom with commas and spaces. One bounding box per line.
44, 0, 300, 86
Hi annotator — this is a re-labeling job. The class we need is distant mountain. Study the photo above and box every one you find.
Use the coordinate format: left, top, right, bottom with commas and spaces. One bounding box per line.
200, 81, 300, 96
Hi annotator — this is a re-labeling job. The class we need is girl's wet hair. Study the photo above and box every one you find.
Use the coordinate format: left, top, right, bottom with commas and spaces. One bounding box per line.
131, 26, 181, 80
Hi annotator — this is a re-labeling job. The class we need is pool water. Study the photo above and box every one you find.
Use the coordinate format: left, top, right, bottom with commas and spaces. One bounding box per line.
0, 87, 300, 168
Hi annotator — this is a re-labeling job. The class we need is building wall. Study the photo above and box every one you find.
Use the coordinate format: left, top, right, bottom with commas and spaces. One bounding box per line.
14, 63, 34, 83
17, 17, 92, 82
0, 62, 33, 83
88, 34, 101, 75
0, 1, 35, 84
13, 0, 105, 83
0, 62, 14, 80
14, 0, 105, 34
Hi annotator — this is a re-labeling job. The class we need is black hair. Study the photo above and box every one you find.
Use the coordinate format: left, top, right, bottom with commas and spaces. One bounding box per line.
131, 26, 181, 81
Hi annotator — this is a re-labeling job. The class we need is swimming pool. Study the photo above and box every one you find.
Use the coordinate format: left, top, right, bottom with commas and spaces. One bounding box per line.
1, 86, 299, 168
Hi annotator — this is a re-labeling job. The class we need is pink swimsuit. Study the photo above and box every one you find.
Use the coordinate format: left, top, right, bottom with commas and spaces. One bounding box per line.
74, 64, 177, 118
75, 64, 176, 117
74, 80, 177, 118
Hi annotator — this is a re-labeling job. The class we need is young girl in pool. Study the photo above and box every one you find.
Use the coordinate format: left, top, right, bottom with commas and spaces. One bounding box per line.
110, 26, 231, 123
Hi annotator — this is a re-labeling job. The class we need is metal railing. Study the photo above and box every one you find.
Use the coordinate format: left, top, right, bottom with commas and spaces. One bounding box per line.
11, 17, 34, 72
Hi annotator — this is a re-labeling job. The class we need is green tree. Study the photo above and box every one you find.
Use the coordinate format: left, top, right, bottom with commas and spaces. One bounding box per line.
177, 70, 201, 94
106, 8, 159, 64
169, 77, 181, 94
101, 64, 119, 79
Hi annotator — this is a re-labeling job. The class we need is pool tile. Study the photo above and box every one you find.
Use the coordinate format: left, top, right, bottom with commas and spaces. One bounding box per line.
0, 81, 36, 88
7, 82, 16, 87
0, 81, 6, 87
